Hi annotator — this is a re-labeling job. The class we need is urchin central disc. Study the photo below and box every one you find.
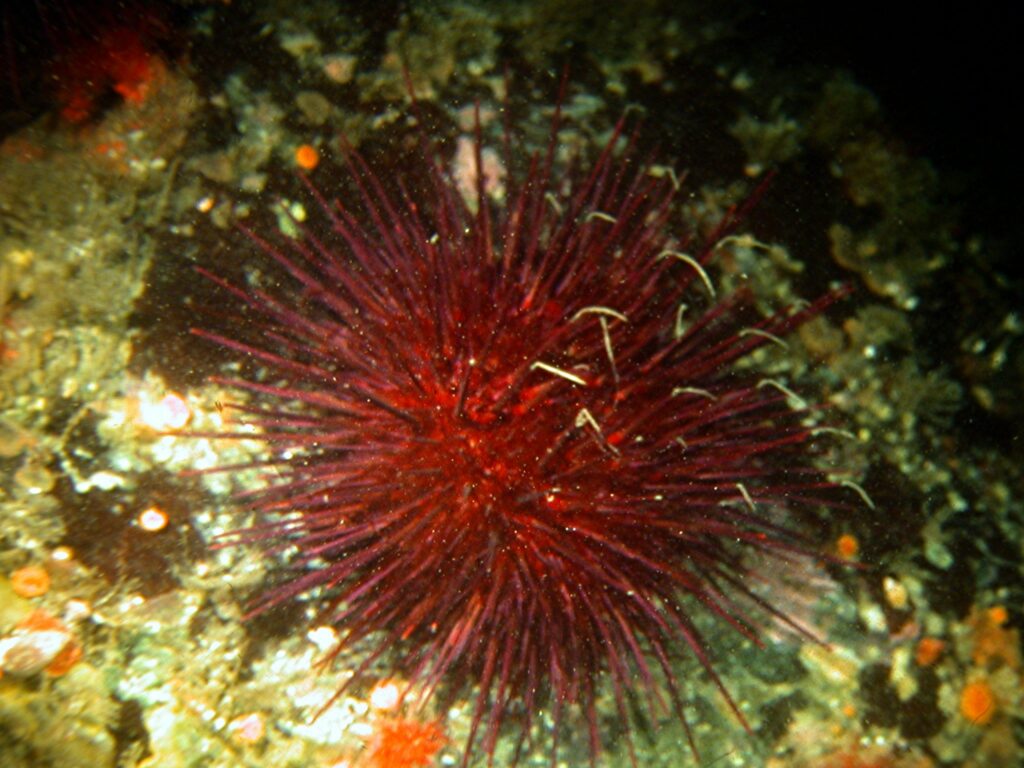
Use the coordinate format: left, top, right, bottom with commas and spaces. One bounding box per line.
436, 413, 542, 520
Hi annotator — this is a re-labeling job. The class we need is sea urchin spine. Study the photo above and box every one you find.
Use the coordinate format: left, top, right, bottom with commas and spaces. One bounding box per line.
193, 97, 850, 766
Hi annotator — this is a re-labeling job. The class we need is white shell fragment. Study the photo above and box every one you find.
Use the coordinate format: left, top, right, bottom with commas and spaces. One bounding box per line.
0, 628, 72, 676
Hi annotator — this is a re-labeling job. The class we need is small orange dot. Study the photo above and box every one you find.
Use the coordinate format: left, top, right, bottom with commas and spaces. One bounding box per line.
295, 144, 320, 170
10, 564, 51, 597
16, 608, 64, 632
915, 636, 945, 667
960, 679, 997, 725
45, 639, 83, 677
987, 605, 1008, 626
836, 533, 859, 559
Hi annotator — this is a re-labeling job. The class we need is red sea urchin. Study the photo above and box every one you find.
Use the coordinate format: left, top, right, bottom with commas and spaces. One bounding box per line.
193, 95, 850, 765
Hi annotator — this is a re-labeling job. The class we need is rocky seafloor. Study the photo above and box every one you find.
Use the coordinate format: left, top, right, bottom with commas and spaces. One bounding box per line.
0, 2, 1020, 767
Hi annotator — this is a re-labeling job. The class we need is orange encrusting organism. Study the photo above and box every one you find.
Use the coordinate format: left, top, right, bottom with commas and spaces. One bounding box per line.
51, 11, 170, 124
959, 679, 997, 725
366, 717, 445, 768
967, 605, 1020, 670
9, 565, 51, 597
914, 636, 945, 667
43, 634, 83, 676
295, 144, 320, 171
822, 751, 895, 768
835, 533, 859, 560
987, 605, 1008, 626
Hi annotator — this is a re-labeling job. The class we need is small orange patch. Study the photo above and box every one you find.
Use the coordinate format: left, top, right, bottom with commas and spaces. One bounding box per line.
44, 638, 83, 676
967, 605, 1020, 670
836, 533, 859, 560
10, 565, 51, 597
16, 608, 64, 632
367, 718, 445, 768
960, 679, 996, 725
987, 605, 1008, 626
914, 636, 945, 667
295, 144, 320, 171
821, 748, 899, 768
